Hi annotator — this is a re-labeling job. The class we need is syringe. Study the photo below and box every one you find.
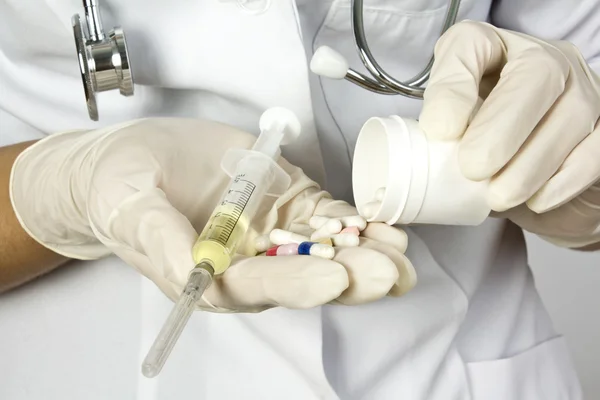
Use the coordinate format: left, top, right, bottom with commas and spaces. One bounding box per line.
141, 108, 301, 378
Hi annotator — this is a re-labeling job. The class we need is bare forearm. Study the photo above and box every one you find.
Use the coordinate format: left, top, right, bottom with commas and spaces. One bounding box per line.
0, 142, 68, 293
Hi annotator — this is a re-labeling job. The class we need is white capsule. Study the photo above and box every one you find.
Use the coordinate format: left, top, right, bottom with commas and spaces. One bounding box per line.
374, 187, 386, 202
309, 215, 331, 230
269, 229, 310, 245
309, 243, 335, 259
360, 201, 381, 220
338, 215, 367, 231
331, 233, 360, 247
310, 219, 343, 241
253, 234, 272, 253
311, 215, 367, 231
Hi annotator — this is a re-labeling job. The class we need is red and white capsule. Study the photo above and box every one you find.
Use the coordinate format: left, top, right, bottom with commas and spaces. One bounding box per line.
266, 243, 299, 256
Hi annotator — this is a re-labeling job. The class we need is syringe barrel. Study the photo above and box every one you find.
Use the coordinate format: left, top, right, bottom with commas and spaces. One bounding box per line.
227, 153, 278, 224
193, 152, 279, 274
194, 108, 299, 274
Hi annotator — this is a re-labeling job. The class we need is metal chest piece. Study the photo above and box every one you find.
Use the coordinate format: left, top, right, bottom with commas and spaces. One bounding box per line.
72, 0, 133, 121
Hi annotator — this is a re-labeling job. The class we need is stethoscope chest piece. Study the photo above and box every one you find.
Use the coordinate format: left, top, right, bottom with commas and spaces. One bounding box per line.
72, 1, 133, 121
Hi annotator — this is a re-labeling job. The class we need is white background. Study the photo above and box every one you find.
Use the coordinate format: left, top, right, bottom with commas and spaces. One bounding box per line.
526, 233, 600, 399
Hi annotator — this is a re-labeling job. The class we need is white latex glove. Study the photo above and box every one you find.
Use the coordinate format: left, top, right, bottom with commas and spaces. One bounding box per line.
420, 21, 600, 248
10, 118, 416, 312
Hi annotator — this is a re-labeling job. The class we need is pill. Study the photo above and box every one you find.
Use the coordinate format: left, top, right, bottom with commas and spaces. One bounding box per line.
331, 233, 360, 247
297, 242, 313, 255
266, 246, 279, 256
298, 242, 335, 260
269, 229, 310, 245
309, 216, 331, 230
254, 234, 272, 253
360, 201, 381, 220
338, 215, 367, 231
318, 238, 333, 246
277, 243, 299, 256
270, 243, 300, 256
340, 226, 360, 236
311, 215, 367, 231
266, 244, 300, 257
310, 244, 335, 259
310, 219, 343, 241
374, 187, 386, 202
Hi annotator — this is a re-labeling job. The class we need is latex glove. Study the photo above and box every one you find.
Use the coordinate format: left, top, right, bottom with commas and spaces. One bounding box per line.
10, 118, 416, 312
420, 21, 600, 248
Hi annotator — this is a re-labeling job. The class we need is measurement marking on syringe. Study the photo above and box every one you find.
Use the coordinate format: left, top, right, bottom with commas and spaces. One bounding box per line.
216, 181, 256, 245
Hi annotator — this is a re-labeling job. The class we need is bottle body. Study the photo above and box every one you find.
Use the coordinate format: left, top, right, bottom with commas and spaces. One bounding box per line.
416, 138, 490, 225
352, 116, 490, 226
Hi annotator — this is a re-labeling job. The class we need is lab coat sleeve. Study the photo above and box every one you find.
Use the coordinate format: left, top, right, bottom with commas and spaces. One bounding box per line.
0, 109, 47, 147
490, 0, 600, 74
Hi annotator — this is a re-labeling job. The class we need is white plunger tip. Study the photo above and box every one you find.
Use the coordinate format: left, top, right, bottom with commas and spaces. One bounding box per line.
259, 107, 302, 145
310, 46, 349, 79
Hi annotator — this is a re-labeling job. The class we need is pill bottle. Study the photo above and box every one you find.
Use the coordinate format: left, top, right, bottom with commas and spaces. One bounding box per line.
352, 116, 490, 226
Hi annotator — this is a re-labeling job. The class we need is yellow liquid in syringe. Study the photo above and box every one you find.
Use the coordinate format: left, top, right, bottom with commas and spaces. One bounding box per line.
192, 204, 250, 275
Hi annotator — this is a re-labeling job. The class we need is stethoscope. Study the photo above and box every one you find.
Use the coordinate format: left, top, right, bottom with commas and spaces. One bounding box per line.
72, 0, 461, 121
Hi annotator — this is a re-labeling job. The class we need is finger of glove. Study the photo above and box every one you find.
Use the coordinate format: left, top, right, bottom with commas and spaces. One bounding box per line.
486, 76, 597, 211
314, 197, 361, 220
420, 22, 504, 141
331, 246, 400, 306
527, 118, 600, 213
204, 255, 349, 312
421, 21, 571, 182
361, 222, 408, 253
502, 188, 600, 247
456, 36, 570, 182
357, 237, 417, 297
93, 188, 198, 293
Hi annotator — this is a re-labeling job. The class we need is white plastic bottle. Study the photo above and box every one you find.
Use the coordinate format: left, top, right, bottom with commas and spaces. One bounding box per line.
352, 116, 491, 226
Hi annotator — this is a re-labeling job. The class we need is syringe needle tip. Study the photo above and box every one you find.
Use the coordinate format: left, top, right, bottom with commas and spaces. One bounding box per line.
141, 267, 213, 378
141, 292, 196, 378
141, 363, 160, 378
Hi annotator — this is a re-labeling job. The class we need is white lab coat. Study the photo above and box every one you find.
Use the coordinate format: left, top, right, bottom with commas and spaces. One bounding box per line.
0, 0, 596, 399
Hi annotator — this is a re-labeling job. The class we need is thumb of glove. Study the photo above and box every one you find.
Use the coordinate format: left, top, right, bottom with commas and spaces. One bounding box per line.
89, 188, 199, 301
201, 254, 350, 313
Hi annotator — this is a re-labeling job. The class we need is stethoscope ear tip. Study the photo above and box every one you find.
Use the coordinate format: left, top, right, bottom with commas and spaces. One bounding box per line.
310, 46, 349, 80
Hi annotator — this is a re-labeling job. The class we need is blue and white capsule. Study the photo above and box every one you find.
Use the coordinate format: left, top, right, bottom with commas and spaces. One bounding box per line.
298, 241, 335, 259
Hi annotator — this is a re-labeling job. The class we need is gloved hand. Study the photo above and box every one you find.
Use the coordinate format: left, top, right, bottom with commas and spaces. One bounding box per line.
10, 118, 416, 312
420, 21, 600, 248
